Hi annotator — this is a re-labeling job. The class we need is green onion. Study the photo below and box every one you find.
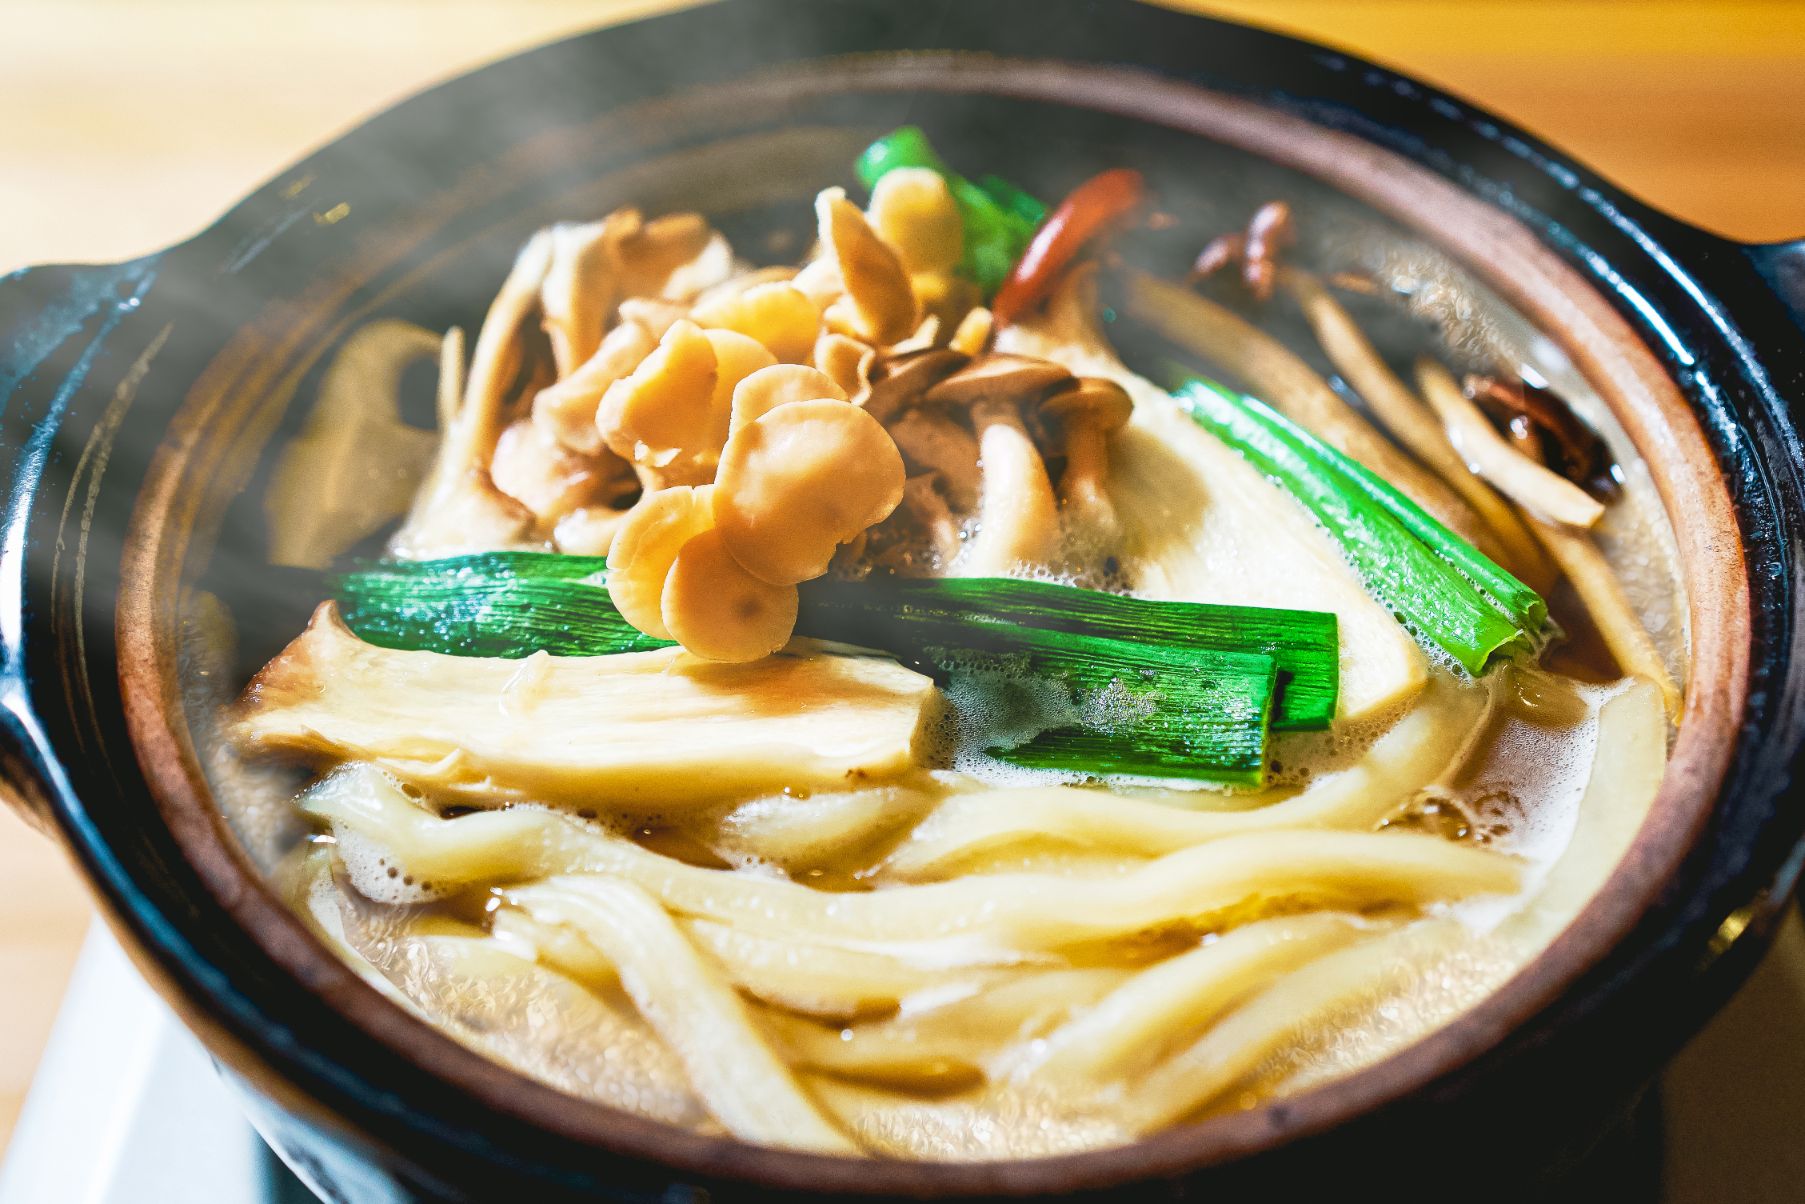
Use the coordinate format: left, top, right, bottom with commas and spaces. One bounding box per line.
332, 555, 1338, 785
334, 552, 667, 657
798, 575, 1335, 732
1173, 379, 1546, 675
855, 126, 1045, 296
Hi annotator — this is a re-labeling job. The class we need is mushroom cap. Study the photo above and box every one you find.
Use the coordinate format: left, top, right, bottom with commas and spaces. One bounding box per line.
605, 484, 717, 640
661, 527, 800, 662
714, 399, 906, 586
861, 347, 969, 423
923, 353, 1075, 409
1040, 376, 1135, 434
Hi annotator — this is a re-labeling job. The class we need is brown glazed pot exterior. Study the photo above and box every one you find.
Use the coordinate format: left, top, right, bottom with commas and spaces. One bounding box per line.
3, 1, 1805, 1200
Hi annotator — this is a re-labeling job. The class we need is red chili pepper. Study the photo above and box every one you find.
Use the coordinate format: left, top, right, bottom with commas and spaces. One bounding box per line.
991, 167, 1145, 327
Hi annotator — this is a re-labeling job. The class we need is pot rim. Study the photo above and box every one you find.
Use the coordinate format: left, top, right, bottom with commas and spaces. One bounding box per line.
109, 45, 1754, 1197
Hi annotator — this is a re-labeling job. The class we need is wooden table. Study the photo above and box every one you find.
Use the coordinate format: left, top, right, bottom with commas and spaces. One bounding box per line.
2, 0, 1801, 1157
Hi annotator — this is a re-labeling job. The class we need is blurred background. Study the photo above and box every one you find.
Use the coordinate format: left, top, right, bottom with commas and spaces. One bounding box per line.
1, 0, 1801, 1184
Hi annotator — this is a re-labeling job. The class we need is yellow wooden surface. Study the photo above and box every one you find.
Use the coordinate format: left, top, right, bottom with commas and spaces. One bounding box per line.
1, 0, 1801, 1158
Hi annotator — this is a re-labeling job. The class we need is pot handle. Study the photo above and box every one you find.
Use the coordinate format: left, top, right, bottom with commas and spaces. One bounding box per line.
1749, 238, 1805, 332
0, 259, 151, 831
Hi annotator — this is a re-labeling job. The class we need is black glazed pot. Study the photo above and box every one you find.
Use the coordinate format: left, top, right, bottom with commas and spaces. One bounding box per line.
2, 1, 1803, 1200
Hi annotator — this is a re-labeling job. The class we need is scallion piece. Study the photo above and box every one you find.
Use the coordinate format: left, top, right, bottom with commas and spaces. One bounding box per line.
798, 575, 1335, 731
1173, 379, 1546, 675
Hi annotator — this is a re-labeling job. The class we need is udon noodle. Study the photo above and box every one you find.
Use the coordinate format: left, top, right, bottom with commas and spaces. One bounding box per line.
217, 135, 1682, 1158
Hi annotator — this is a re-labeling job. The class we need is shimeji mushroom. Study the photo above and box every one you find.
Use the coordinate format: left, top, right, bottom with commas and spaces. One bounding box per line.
816, 187, 920, 347
861, 347, 968, 423
886, 408, 980, 512
1038, 376, 1135, 541
920, 354, 1075, 577
714, 399, 906, 586
729, 365, 848, 435
957, 395, 1062, 577
606, 484, 718, 640
662, 528, 801, 662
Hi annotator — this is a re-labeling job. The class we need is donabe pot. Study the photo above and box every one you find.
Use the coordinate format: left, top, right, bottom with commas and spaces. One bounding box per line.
2, 1, 1802, 1200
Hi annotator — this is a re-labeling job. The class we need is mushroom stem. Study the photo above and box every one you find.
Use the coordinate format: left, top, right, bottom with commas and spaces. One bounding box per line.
955, 398, 1060, 577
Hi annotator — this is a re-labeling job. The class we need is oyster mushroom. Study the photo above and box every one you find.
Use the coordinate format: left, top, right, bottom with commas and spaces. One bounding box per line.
392, 233, 554, 558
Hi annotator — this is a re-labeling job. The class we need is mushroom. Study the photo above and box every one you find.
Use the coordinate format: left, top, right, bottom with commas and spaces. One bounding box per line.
729, 365, 848, 435
539, 219, 619, 376
616, 296, 691, 342
867, 167, 963, 276
885, 408, 980, 511
265, 319, 443, 569
392, 232, 553, 560
948, 306, 994, 357
921, 353, 1074, 410
705, 328, 780, 444
533, 321, 655, 456
595, 319, 719, 481
713, 399, 906, 585
816, 187, 919, 346
1037, 376, 1134, 542
690, 281, 823, 364
606, 484, 717, 640
954, 396, 1061, 577
814, 331, 876, 404
899, 474, 963, 568
1188, 200, 1294, 302
692, 265, 801, 311
552, 504, 634, 556
662, 528, 800, 662
889, 314, 943, 357
861, 347, 969, 424
490, 416, 633, 527
790, 255, 845, 311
